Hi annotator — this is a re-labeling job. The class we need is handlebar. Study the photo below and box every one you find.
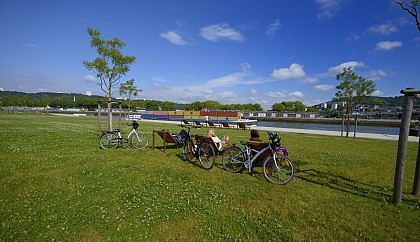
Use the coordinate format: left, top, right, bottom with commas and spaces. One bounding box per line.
267, 131, 281, 146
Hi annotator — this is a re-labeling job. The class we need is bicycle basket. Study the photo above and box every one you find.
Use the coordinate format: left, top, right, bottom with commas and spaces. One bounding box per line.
275, 146, 289, 156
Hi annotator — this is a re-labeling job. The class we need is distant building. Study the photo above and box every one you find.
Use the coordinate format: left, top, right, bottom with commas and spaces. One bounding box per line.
86, 91, 92, 96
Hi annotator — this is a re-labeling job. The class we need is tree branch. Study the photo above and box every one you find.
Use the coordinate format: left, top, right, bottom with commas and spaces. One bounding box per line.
393, 0, 420, 31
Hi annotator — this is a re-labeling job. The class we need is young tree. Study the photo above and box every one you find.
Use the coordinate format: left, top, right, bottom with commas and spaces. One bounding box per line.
335, 67, 376, 137
83, 27, 136, 131
119, 79, 141, 120
393, 0, 420, 32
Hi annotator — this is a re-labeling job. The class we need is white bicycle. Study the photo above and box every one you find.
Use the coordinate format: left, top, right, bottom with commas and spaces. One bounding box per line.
99, 121, 149, 149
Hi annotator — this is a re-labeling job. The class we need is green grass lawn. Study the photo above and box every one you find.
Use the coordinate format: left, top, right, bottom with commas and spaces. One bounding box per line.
1, 112, 419, 241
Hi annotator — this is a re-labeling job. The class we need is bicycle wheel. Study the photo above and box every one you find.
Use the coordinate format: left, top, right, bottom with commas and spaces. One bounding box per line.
222, 146, 245, 173
182, 140, 192, 161
262, 154, 295, 185
130, 132, 149, 149
198, 142, 215, 170
100, 132, 119, 149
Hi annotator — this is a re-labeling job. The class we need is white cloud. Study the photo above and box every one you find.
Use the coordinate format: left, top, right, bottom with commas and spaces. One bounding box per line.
200, 23, 244, 42
266, 90, 303, 98
205, 69, 271, 88
375, 41, 402, 51
83, 75, 96, 82
216, 91, 237, 100
266, 19, 281, 36
315, 0, 342, 19
152, 83, 171, 90
372, 90, 383, 96
160, 31, 188, 45
368, 24, 397, 35
314, 84, 334, 91
241, 62, 252, 71
250, 88, 258, 96
288, 91, 304, 98
368, 69, 387, 80
271, 63, 305, 80
328, 61, 365, 74
200, 89, 213, 95
267, 91, 287, 98
299, 77, 318, 84
206, 72, 250, 87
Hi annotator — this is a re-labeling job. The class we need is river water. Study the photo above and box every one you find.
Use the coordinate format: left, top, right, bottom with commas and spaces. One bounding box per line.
257, 120, 400, 135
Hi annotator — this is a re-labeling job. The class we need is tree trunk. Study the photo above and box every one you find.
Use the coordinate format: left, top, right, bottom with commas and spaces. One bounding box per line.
107, 98, 113, 132
346, 103, 352, 137
107, 84, 113, 132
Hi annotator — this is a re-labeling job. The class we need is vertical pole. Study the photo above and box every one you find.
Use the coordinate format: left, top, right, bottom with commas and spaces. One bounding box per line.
119, 102, 122, 130
346, 114, 350, 137
354, 115, 358, 138
393, 91, 414, 204
341, 116, 344, 137
98, 102, 102, 137
413, 136, 420, 195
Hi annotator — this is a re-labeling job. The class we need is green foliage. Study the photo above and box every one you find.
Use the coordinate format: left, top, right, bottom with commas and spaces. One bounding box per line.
184, 101, 263, 111
1, 113, 419, 241
335, 67, 376, 114
83, 27, 136, 101
272, 101, 306, 112
119, 79, 141, 111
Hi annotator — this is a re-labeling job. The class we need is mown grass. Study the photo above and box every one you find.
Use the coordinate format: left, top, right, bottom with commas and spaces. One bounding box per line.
0, 112, 419, 241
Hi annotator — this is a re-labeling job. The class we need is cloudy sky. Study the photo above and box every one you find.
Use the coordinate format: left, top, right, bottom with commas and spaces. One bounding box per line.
0, 0, 419, 110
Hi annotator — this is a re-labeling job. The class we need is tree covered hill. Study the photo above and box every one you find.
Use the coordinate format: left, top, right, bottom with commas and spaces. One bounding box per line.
0, 90, 418, 111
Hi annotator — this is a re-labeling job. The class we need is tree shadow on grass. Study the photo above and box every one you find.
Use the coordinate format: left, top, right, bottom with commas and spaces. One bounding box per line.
296, 168, 394, 203
296, 168, 419, 204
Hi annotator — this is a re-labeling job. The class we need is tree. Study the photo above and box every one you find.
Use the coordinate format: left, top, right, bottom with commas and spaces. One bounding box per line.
335, 66, 376, 137
119, 79, 141, 120
393, 0, 420, 32
160, 101, 176, 111
83, 27, 136, 131
272, 103, 286, 112
272, 101, 306, 112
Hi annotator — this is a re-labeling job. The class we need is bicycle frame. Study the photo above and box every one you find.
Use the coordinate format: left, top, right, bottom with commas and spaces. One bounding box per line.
127, 128, 138, 141
222, 131, 294, 185
241, 144, 276, 173
180, 125, 215, 169
100, 121, 149, 150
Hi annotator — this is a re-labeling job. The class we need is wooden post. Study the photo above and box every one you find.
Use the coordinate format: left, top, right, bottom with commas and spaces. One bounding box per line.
118, 102, 122, 130
341, 116, 344, 137
346, 114, 350, 137
393, 88, 415, 204
354, 115, 358, 138
413, 137, 420, 195
98, 102, 102, 137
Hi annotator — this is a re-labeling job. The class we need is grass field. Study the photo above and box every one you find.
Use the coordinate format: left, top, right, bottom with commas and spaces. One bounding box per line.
1, 112, 419, 241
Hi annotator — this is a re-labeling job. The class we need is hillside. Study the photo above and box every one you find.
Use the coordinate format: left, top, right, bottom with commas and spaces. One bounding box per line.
0, 90, 419, 111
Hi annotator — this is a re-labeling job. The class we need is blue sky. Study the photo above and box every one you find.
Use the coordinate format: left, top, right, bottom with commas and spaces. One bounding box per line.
0, 0, 419, 110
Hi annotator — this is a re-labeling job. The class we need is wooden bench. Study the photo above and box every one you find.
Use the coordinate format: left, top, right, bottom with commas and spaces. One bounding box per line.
153, 130, 182, 152
237, 122, 251, 130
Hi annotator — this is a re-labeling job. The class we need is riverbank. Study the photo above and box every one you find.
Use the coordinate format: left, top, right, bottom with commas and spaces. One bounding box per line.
247, 116, 404, 127
138, 118, 419, 142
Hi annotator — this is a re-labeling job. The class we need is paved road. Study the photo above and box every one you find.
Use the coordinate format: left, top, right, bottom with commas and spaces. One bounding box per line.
139, 119, 419, 142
